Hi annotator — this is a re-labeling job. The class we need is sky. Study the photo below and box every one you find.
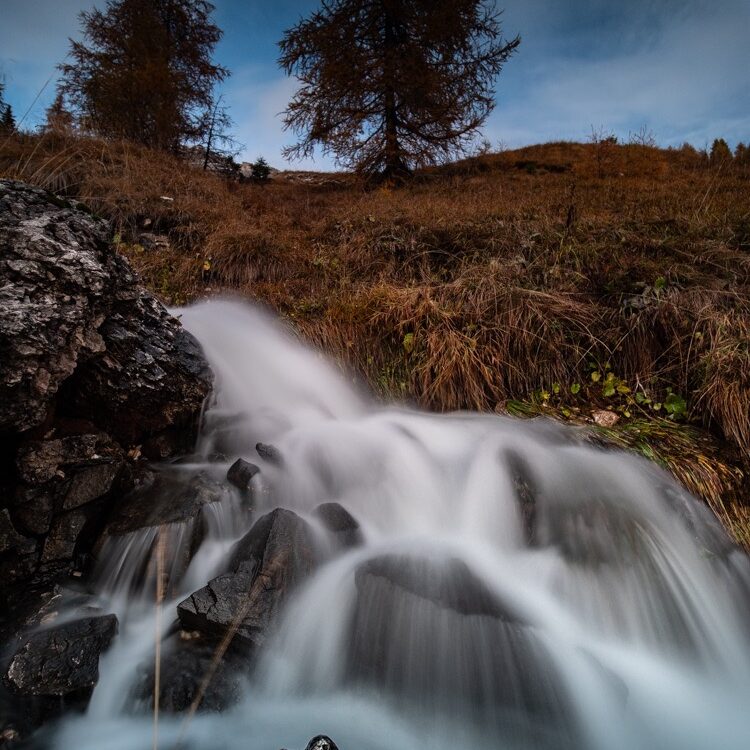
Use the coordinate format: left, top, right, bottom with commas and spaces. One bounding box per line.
1, 0, 749, 169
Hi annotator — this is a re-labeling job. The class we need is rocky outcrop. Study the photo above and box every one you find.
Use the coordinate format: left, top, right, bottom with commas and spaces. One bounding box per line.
177, 508, 318, 649
4, 615, 117, 696
62, 291, 211, 452
0, 180, 212, 444
2, 588, 118, 733
0, 180, 212, 601
255, 442, 283, 465
133, 632, 244, 713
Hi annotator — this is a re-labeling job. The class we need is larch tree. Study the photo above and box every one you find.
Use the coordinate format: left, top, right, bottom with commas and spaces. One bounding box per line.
734, 142, 748, 167
198, 94, 239, 171
58, 0, 228, 151
709, 138, 733, 165
278, 0, 520, 180
44, 92, 75, 135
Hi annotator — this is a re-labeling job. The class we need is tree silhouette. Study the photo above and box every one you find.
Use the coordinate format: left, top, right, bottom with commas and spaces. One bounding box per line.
199, 95, 240, 170
735, 142, 749, 167
279, 0, 520, 180
0, 82, 15, 133
44, 92, 75, 135
250, 157, 271, 183
709, 138, 732, 165
58, 0, 228, 151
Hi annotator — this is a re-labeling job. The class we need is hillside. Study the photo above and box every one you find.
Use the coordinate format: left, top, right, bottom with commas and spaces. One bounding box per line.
2, 132, 749, 545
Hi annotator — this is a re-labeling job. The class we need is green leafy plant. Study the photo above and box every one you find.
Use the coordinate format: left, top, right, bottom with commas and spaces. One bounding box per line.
664, 391, 688, 420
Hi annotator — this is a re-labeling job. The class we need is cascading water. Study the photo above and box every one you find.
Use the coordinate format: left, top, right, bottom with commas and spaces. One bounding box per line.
51, 299, 750, 750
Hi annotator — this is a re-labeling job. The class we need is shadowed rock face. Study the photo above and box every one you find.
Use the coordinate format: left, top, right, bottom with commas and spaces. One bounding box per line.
101, 469, 228, 537
63, 291, 212, 448
177, 508, 319, 649
0, 182, 118, 434
0, 179, 213, 597
4, 614, 118, 697
2, 588, 118, 734
132, 633, 244, 714
0, 179, 212, 444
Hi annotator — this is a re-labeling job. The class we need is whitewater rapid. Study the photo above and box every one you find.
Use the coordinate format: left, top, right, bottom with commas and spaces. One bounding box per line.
52, 300, 750, 750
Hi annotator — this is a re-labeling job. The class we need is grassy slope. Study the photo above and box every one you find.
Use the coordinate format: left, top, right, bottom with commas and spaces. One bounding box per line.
2, 133, 749, 545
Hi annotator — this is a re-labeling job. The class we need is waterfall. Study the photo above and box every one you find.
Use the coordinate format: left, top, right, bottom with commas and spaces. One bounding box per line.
52, 299, 750, 750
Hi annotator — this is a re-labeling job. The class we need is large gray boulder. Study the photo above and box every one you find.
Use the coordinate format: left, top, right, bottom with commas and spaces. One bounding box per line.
177, 508, 319, 649
0, 179, 212, 444
0, 180, 213, 598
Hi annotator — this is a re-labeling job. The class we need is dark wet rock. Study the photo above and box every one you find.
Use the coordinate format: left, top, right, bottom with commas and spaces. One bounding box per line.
2, 430, 128, 591
11, 486, 55, 536
40, 510, 88, 564
15, 432, 122, 486
0, 510, 34, 557
0, 180, 210, 445
101, 469, 227, 536
8, 585, 106, 635
355, 554, 520, 621
15, 432, 125, 523
348, 553, 576, 741
0, 181, 115, 434
304, 737, 339, 750
0, 180, 215, 734
226, 458, 260, 491
0, 555, 39, 598
2, 611, 117, 729
141, 428, 197, 461
177, 508, 318, 649
0, 179, 213, 607
63, 291, 212, 447
256, 442, 283, 465
312, 502, 363, 549
134, 633, 243, 713
501, 449, 539, 544
93, 470, 231, 593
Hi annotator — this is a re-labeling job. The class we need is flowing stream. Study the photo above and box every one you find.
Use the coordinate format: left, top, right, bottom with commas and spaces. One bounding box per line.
52, 299, 750, 750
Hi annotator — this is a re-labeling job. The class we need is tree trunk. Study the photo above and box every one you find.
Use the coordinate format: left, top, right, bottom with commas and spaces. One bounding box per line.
203, 102, 217, 171
383, 7, 402, 179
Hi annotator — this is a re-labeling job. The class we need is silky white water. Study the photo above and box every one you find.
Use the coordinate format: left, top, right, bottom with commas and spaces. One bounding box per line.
52, 299, 750, 750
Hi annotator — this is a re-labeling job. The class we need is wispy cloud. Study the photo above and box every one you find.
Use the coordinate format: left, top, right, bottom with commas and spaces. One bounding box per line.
2, 0, 748, 165
487, 0, 750, 148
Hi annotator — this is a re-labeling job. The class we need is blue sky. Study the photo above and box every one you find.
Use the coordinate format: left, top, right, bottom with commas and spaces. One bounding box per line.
1, 0, 749, 169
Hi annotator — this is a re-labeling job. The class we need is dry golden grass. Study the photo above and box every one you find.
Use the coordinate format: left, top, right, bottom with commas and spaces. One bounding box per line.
2, 131, 749, 544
